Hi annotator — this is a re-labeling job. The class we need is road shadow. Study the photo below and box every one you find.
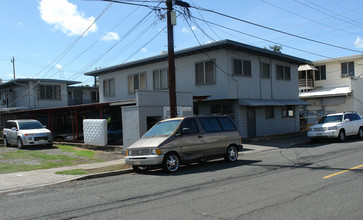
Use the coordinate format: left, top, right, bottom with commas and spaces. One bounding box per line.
136, 159, 261, 176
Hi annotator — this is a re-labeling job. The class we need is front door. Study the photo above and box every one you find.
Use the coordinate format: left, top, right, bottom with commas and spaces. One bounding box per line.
247, 107, 256, 138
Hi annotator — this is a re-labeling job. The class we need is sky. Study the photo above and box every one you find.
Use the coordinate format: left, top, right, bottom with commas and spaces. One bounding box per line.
1, 0, 363, 86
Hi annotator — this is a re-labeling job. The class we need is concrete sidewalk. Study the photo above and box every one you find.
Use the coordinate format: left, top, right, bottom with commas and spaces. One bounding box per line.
0, 134, 309, 194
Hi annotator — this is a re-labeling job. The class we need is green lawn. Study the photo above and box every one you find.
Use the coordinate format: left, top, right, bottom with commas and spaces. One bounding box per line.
0, 145, 103, 174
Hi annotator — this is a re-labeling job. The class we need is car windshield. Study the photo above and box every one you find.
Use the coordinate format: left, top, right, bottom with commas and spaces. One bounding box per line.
143, 120, 181, 137
18, 121, 44, 130
319, 115, 343, 124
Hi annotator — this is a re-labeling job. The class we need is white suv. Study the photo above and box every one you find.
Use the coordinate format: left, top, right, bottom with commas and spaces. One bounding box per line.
3, 119, 53, 148
307, 112, 363, 142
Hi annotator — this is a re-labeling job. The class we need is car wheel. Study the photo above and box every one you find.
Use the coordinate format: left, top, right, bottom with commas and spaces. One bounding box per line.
358, 127, 363, 139
132, 165, 149, 173
162, 152, 180, 173
338, 130, 346, 142
17, 137, 24, 149
225, 145, 238, 162
3, 136, 9, 147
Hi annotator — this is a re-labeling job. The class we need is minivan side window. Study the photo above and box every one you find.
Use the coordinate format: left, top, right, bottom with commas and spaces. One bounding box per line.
177, 119, 199, 135
217, 117, 236, 131
200, 118, 222, 132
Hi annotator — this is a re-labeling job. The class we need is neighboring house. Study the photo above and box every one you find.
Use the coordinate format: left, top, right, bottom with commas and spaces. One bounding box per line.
85, 39, 310, 139
67, 86, 99, 106
0, 78, 80, 110
299, 54, 363, 128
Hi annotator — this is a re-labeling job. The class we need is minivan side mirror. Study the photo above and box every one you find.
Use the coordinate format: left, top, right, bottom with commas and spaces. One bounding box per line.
11, 127, 17, 131
181, 128, 191, 135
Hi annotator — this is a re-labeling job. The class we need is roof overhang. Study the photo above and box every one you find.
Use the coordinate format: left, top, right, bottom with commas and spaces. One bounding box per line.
85, 39, 311, 77
299, 86, 351, 99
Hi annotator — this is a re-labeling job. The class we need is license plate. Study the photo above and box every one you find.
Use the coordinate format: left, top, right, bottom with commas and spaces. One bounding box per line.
134, 161, 141, 165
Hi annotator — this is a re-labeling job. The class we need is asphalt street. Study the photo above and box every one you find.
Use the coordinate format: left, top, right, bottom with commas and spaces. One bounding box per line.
1, 138, 362, 220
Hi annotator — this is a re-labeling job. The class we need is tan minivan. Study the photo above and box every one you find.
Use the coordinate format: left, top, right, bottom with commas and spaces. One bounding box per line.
125, 115, 243, 173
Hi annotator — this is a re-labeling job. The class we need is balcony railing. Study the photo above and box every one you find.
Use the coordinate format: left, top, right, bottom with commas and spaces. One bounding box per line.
298, 79, 314, 88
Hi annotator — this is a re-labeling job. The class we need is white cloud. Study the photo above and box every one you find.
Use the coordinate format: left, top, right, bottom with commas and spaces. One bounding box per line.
354, 37, 363, 48
101, 32, 120, 41
38, 0, 97, 36
55, 64, 63, 70
141, 48, 147, 52
182, 26, 197, 34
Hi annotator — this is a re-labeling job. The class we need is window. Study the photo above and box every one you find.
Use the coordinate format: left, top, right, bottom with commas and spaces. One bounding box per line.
261, 62, 270, 78
265, 106, 274, 119
195, 60, 215, 85
233, 59, 252, 76
276, 65, 291, 80
38, 85, 61, 100
0, 91, 7, 104
200, 118, 222, 132
315, 65, 326, 80
211, 104, 233, 117
282, 106, 295, 117
153, 68, 168, 90
91, 91, 98, 102
103, 78, 115, 97
217, 117, 236, 131
128, 72, 146, 93
177, 119, 199, 135
341, 62, 354, 77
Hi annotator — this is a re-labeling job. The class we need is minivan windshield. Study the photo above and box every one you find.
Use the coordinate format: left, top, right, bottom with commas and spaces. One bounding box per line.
318, 115, 342, 124
18, 121, 44, 130
143, 120, 181, 137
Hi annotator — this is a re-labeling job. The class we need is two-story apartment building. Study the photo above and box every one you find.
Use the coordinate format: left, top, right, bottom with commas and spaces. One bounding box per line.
85, 39, 310, 139
0, 78, 80, 110
299, 54, 363, 126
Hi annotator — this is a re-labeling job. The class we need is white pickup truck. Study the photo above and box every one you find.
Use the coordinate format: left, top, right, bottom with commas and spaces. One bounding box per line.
307, 112, 363, 142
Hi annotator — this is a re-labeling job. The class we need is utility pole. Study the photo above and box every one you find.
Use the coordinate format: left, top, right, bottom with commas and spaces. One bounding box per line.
11, 56, 15, 80
166, 0, 177, 118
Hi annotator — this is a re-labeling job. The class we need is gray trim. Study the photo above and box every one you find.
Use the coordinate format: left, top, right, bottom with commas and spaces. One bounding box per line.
0, 78, 80, 89
238, 99, 310, 106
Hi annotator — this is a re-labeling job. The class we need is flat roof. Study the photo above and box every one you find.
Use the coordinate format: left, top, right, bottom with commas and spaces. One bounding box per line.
0, 78, 80, 89
85, 39, 311, 77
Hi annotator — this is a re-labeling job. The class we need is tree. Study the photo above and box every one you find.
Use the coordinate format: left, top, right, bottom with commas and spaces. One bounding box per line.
264, 45, 282, 53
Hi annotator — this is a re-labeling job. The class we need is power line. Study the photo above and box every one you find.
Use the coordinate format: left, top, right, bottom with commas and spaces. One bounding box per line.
189, 5, 363, 54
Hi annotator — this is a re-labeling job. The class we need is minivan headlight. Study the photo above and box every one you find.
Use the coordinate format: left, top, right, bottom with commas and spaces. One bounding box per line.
151, 149, 161, 155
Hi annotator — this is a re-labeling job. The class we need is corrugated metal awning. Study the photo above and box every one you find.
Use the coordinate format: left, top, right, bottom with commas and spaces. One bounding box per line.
298, 64, 318, 71
238, 99, 310, 106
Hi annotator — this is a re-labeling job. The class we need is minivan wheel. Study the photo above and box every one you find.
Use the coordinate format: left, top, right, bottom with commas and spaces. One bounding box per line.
338, 130, 346, 142
132, 165, 149, 173
17, 137, 23, 149
225, 146, 238, 162
358, 127, 363, 139
162, 153, 180, 173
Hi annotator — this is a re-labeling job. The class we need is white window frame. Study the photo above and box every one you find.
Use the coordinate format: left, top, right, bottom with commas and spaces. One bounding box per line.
233, 58, 252, 76
195, 59, 216, 85
276, 65, 291, 80
128, 72, 146, 93
260, 62, 270, 78
103, 78, 115, 97
38, 85, 61, 100
153, 68, 168, 90
341, 62, 354, 77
